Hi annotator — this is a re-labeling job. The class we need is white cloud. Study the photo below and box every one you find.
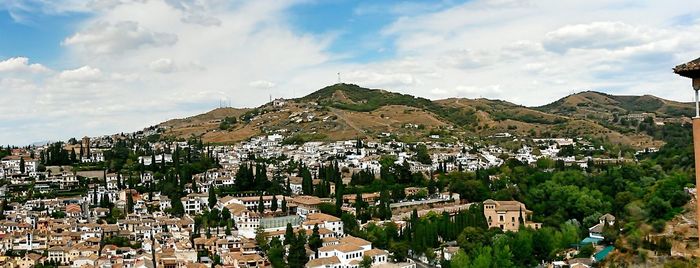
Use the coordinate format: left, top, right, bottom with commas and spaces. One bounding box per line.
249, 80, 276, 89
344, 70, 417, 87
0, 57, 50, 73
164, 0, 222, 26
149, 58, 176, 73
58, 66, 103, 82
543, 21, 653, 53
4, 0, 700, 145
63, 20, 178, 54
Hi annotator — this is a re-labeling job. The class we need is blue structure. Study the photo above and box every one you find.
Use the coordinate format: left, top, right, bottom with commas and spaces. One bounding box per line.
594, 246, 614, 262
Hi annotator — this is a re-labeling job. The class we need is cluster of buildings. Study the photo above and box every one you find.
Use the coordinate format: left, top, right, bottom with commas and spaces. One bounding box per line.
0, 129, 631, 268
0, 185, 419, 268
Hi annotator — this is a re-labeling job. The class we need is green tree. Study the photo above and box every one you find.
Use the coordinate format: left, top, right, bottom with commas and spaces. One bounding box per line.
281, 197, 288, 215
493, 236, 515, 268
267, 237, 285, 268
646, 196, 672, 219
335, 179, 344, 215
271, 195, 278, 212
258, 194, 265, 213
219, 207, 231, 226
284, 223, 295, 245
171, 197, 185, 217
450, 249, 470, 268
511, 229, 535, 267
288, 231, 309, 268
359, 256, 372, 268
208, 187, 217, 209
301, 165, 314, 195
225, 222, 232, 236
457, 227, 487, 253
577, 244, 594, 258
255, 226, 268, 252
19, 157, 25, 174
415, 144, 432, 164
308, 224, 323, 258
126, 192, 134, 214
470, 246, 492, 268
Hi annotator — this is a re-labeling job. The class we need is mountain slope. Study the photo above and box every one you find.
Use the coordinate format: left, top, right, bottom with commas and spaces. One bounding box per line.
154, 84, 690, 148
159, 107, 250, 139
536, 91, 694, 120
301, 83, 478, 127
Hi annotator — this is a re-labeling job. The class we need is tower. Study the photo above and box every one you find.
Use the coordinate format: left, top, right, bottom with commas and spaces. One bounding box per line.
673, 57, 700, 246
81, 136, 90, 157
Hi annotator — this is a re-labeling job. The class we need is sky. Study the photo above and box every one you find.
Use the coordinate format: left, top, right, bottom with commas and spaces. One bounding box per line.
2, 0, 700, 145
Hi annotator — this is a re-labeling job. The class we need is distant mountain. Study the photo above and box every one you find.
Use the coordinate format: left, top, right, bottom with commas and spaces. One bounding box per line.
536, 91, 694, 119
154, 84, 692, 148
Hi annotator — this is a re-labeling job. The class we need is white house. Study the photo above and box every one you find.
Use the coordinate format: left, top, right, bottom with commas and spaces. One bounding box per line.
307, 236, 389, 268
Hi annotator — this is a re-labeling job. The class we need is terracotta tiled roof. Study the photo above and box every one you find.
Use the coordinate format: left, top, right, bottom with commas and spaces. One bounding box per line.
306, 256, 340, 267
674, 57, 700, 78
65, 204, 82, 214
365, 248, 388, 257
292, 196, 321, 206
306, 213, 340, 222
339, 236, 371, 247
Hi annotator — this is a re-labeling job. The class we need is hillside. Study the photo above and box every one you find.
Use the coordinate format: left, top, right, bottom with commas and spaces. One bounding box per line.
154, 84, 691, 148
301, 83, 478, 127
158, 107, 250, 139
536, 91, 694, 120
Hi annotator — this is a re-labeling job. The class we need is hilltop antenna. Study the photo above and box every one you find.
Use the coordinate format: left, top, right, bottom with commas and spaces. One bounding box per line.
337, 72, 341, 84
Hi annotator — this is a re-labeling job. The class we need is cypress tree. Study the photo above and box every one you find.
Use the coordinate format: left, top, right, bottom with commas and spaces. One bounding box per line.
92, 186, 98, 205
518, 206, 525, 226
355, 192, 365, 223
288, 231, 309, 268
225, 222, 232, 236
308, 224, 322, 258
301, 166, 313, 195
271, 195, 278, 212
281, 197, 288, 215
334, 179, 344, 216
126, 191, 134, 214
285, 176, 292, 195
208, 187, 217, 209
284, 223, 294, 245
258, 194, 265, 213
19, 157, 25, 174
161, 152, 167, 170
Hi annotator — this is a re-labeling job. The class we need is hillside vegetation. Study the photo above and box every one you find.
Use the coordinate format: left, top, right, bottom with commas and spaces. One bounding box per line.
537, 91, 694, 119
301, 83, 478, 127
155, 84, 693, 148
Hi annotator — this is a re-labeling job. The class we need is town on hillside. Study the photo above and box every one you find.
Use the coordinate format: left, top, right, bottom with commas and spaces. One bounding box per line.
0, 110, 695, 268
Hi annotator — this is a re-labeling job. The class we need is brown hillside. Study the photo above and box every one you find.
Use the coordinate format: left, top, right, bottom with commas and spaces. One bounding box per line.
152, 85, 684, 147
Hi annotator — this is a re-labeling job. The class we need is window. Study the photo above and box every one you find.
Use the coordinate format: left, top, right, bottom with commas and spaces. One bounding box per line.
499, 215, 504, 222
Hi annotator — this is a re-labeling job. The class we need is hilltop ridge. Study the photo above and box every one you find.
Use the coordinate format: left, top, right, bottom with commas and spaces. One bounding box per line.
154, 84, 692, 148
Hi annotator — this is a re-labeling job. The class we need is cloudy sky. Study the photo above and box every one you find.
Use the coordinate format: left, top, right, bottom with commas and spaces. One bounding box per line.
2, 0, 700, 145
